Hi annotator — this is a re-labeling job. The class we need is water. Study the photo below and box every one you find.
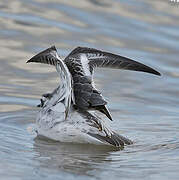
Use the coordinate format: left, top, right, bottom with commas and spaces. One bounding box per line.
0, 0, 179, 179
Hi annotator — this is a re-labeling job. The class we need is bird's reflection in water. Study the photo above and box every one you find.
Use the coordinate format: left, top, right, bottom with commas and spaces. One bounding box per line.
33, 136, 121, 175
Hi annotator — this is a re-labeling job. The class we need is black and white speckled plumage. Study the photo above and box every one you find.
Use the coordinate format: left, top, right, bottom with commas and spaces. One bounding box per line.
27, 46, 160, 147
64, 46, 160, 121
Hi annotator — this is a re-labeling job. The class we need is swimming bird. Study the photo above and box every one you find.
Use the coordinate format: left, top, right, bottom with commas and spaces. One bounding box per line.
27, 46, 160, 147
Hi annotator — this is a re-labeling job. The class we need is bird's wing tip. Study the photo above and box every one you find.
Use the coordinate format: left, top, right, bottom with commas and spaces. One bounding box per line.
26, 59, 31, 63
50, 45, 57, 51
26, 45, 58, 64
151, 69, 161, 76
156, 71, 161, 76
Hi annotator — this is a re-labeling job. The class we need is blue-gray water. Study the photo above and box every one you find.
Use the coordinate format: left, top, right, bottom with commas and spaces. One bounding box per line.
0, 0, 179, 179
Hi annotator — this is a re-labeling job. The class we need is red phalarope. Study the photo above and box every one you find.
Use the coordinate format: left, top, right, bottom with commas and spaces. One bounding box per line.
27, 46, 160, 148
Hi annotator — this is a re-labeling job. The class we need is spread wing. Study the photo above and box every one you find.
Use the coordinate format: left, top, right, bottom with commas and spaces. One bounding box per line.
64, 46, 160, 121
27, 46, 73, 119
27, 46, 60, 66
66, 47, 161, 75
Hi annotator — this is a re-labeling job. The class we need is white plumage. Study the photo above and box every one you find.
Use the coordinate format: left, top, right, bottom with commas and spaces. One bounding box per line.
36, 102, 111, 145
80, 54, 91, 76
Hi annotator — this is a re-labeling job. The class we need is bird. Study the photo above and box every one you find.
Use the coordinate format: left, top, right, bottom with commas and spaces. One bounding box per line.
27, 46, 160, 148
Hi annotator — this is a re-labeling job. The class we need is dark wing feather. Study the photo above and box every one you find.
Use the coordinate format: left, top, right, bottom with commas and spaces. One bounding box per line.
64, 53, 112, 120
26, 46, 59, 66
68, 46, 161, 76
64, 46, 160, 121
79, 109, 133, 147
87, 132, 124, 147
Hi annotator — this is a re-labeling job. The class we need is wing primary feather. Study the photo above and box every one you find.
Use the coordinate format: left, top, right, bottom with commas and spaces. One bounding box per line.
96, 105, 113, 121
67, 46, 161, 76
26, 46, 59, 66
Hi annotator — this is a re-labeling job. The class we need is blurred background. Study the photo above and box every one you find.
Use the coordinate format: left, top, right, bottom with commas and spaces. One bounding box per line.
0, 0, 179, 180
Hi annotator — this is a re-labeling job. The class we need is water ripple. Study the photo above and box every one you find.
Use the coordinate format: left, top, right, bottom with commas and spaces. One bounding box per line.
0, 0, 179, 180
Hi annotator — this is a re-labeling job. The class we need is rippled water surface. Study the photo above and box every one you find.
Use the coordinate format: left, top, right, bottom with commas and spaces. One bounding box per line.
0, 0, 179, 179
